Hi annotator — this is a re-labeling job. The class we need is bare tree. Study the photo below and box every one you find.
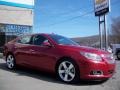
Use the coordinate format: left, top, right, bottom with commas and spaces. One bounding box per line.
110, 16, 120, 44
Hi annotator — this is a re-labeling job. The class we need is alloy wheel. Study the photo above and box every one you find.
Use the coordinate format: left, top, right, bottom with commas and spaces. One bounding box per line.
58, 61, 76, 82
6, 54, 15, 69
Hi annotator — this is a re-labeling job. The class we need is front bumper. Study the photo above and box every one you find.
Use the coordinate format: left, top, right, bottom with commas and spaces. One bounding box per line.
79, 60, 116, 80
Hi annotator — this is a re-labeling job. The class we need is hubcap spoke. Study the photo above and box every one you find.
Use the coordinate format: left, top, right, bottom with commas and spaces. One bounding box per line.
9, 63, 12, 68
62, 62, 67, 69
68, 64, 74, 70
68, 72, 75, 78
59, 70, 65, 74
64, 74, 68, 81
7, 60, 10, 63
9, 55, 13, 60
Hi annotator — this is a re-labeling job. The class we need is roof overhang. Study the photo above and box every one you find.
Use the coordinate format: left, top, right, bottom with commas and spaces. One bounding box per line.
0, 0, 34, 9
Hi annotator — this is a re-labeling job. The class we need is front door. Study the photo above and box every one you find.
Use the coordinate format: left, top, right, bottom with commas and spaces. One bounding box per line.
27, 35, 57, 72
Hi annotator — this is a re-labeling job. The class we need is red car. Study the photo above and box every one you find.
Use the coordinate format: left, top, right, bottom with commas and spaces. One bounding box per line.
3, 33, 116, 83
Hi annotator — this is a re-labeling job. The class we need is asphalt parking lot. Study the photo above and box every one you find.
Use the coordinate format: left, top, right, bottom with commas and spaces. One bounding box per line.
0, 58, 120, 90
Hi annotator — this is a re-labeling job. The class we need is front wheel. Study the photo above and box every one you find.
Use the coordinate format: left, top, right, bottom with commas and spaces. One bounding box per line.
56, 59, 80, 83
116, 51, 120, 60
6, 54, 16, 69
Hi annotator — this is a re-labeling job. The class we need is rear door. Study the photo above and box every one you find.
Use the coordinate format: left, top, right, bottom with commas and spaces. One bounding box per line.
14, 35, 32, 66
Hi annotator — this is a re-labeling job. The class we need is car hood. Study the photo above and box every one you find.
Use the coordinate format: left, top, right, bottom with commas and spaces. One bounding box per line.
58, 45, 109, 54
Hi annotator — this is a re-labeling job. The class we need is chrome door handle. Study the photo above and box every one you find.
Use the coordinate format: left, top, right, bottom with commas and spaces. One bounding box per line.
29, 49, 35, 52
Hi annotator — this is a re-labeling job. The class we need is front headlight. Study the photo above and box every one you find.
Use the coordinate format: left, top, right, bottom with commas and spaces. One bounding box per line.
101, 54, 114, 60
101, 54, 115, 64
80, 52, 102, 61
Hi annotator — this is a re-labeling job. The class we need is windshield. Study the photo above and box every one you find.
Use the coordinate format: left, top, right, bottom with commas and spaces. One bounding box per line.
49, 34, 79, 46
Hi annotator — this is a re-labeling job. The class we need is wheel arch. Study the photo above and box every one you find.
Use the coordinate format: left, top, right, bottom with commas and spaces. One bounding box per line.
6, 52, 14, 56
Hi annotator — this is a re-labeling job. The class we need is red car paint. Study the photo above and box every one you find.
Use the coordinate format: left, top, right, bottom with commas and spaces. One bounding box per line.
4, 33, 116, 80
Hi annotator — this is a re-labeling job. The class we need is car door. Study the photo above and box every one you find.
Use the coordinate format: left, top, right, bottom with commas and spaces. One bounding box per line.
27, 35, 57, 72
14, 35, 33, 66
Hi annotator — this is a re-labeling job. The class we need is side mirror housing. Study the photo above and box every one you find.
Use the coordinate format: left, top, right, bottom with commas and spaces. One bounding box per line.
43, 41, 52, 47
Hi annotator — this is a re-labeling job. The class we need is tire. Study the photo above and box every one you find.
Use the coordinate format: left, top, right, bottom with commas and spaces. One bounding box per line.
56, 59, 80, 83
116, 51, 120, 60
6, 54, 16, 69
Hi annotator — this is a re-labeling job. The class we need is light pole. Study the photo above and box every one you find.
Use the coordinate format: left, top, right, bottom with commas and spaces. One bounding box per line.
94, 0, 110, 51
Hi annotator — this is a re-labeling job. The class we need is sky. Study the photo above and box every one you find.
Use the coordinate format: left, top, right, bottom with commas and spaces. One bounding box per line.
34, 0, 120, 38
0, 0, 119, 38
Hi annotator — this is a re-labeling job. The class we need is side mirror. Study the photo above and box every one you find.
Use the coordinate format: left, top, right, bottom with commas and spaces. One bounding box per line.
43, 41, 52, 47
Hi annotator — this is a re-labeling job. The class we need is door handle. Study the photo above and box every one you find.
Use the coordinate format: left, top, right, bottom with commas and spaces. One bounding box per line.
29, 49, 35, 52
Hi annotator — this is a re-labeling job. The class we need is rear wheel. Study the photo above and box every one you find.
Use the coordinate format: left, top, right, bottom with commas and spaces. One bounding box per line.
56, 59, 80, 83
6, 54, 16, 69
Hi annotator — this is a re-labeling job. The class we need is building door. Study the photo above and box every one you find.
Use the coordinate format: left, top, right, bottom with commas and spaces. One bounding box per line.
0, 32, 5, 53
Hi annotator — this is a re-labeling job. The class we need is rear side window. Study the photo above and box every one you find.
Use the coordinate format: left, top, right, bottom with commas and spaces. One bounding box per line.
17, 36, 32, 44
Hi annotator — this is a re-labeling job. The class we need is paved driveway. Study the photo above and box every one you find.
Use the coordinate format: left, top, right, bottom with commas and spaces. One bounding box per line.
0, 59, 120, 90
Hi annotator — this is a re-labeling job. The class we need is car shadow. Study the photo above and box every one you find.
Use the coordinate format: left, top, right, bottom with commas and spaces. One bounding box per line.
0, 61, 107, 86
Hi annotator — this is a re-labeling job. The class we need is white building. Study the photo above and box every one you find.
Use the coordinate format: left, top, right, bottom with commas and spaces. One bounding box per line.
0, 0, 34, 52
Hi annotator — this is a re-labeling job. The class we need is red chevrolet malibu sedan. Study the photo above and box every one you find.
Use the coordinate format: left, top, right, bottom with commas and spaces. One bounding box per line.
3, 33, 115, 83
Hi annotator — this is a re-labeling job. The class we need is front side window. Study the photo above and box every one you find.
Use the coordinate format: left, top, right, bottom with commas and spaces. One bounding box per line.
17, 36, 31, 44
32, 35, 48, 46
